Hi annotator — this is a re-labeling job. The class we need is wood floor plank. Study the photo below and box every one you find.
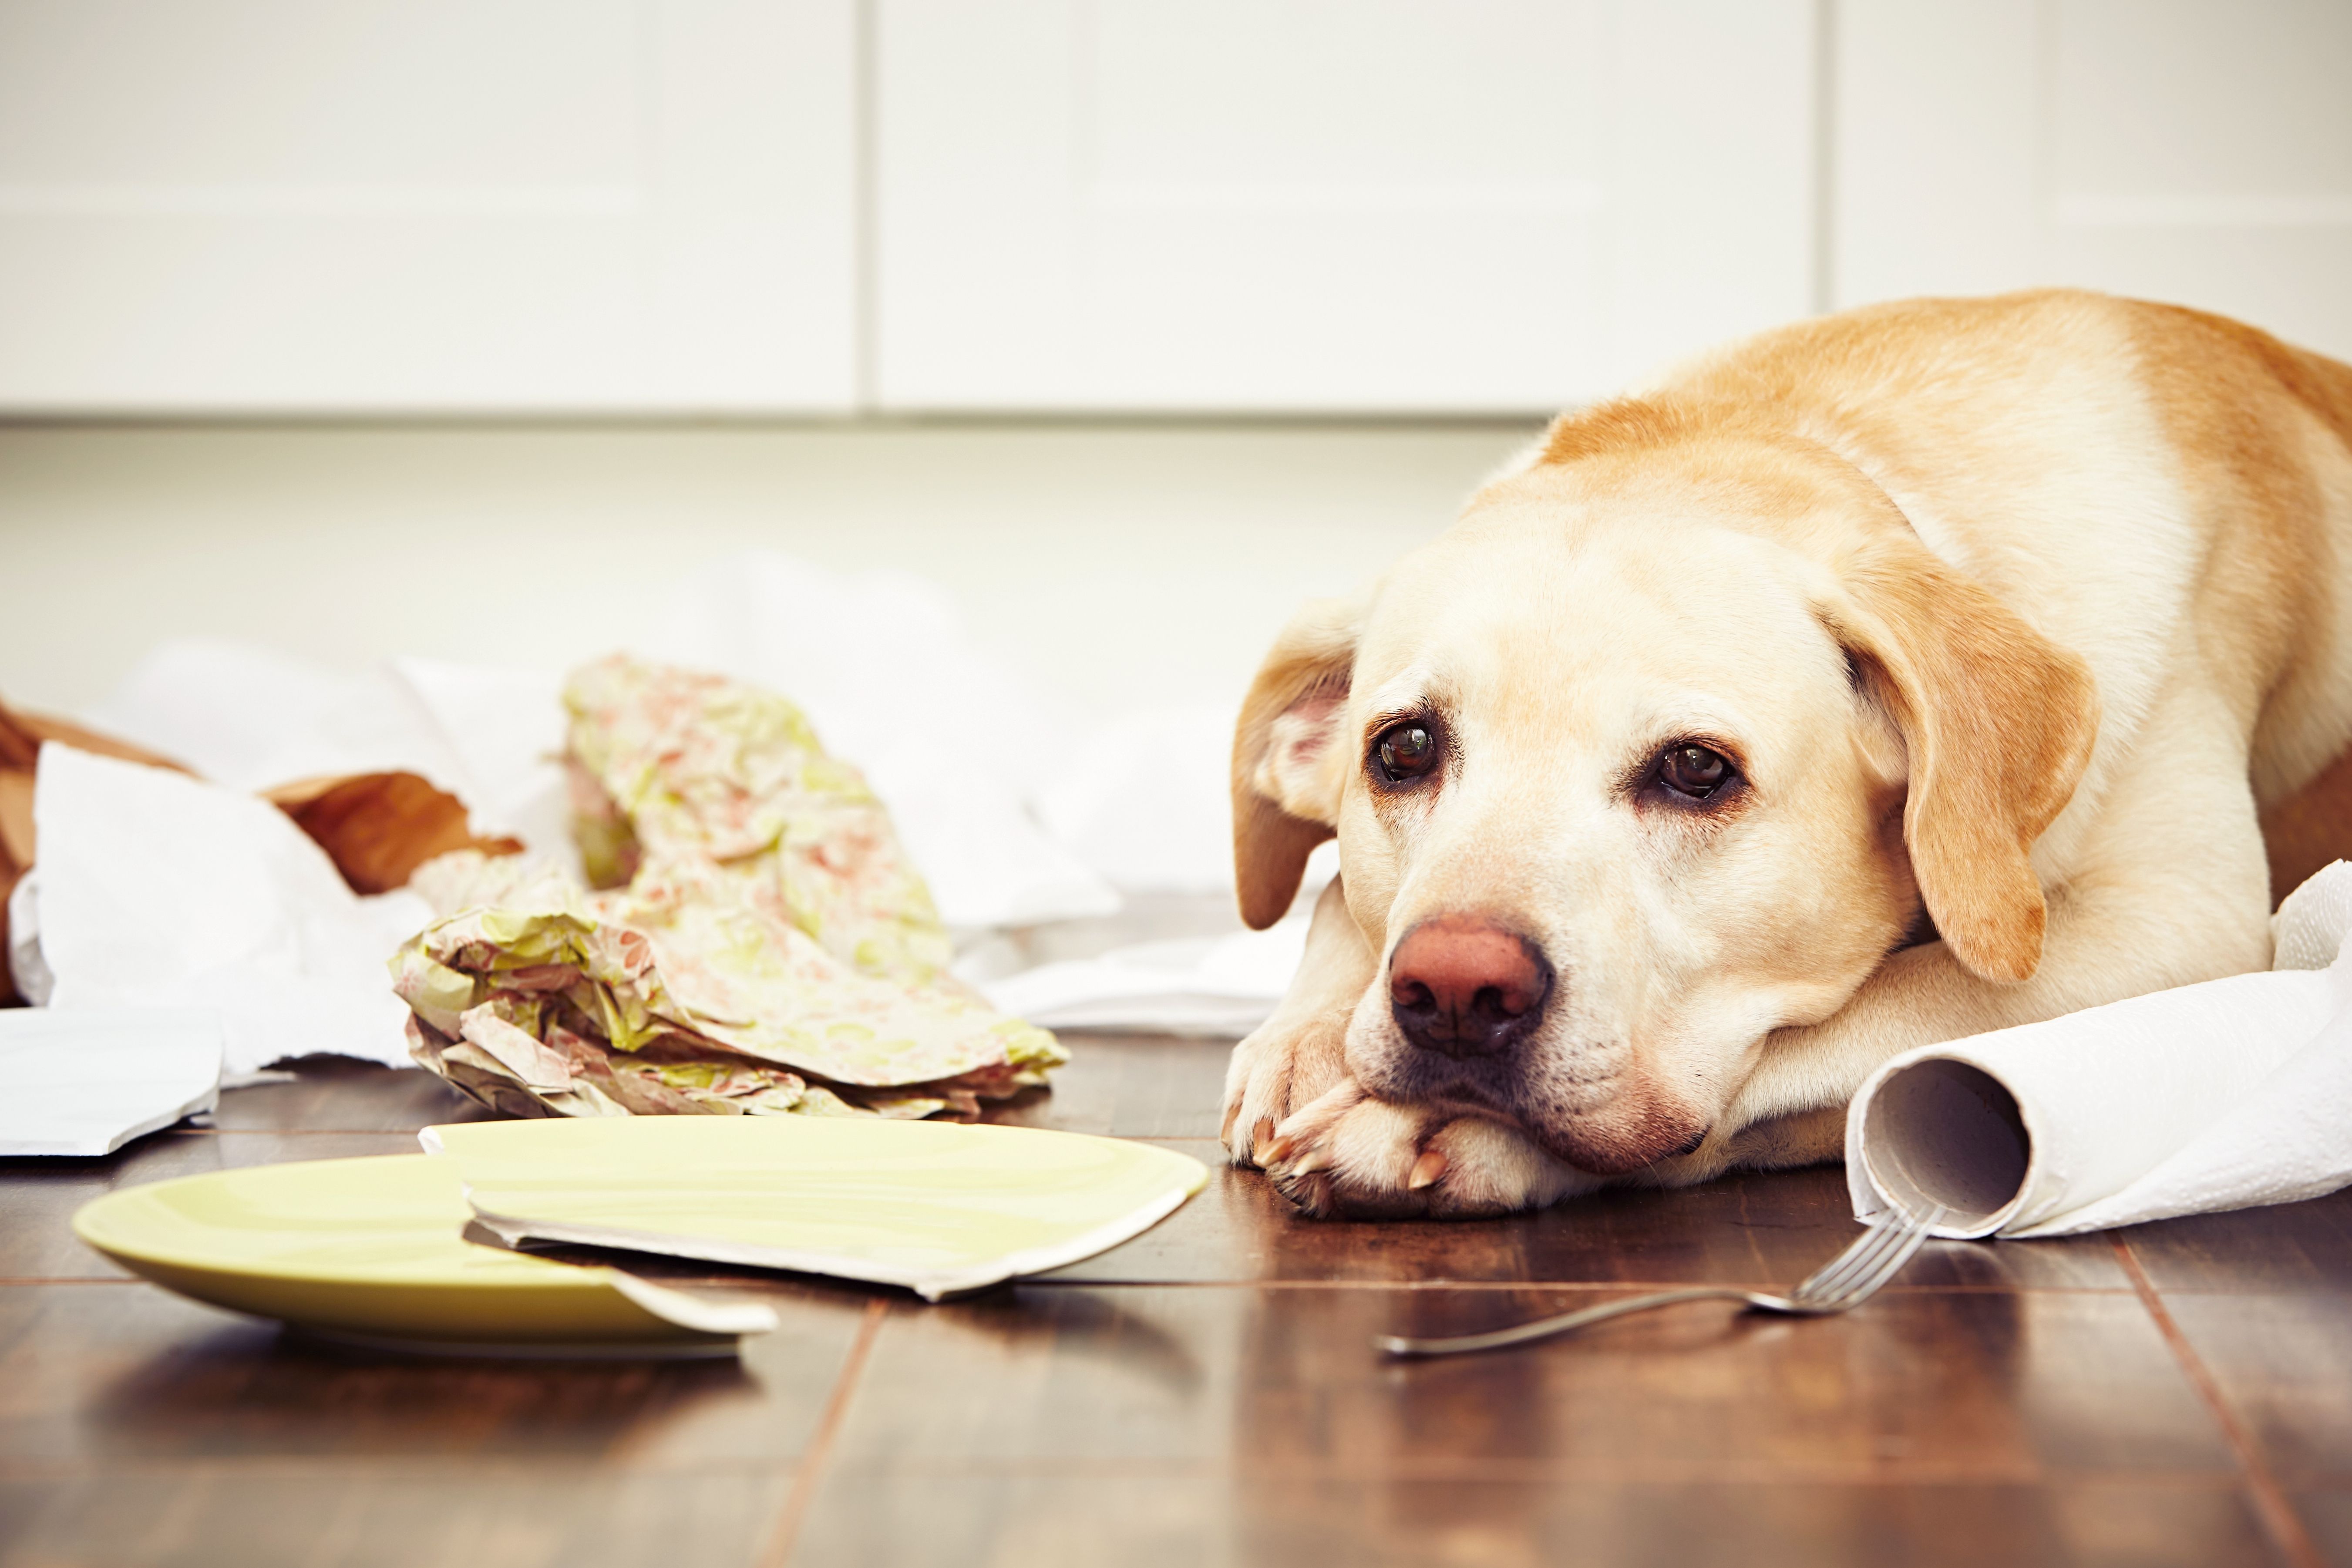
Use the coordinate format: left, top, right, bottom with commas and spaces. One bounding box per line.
3, 1047, 2338, 1568
1044, 1144, 2127, 1291
0, 1280, 871, 1470
0, 1466, 794, 1568
983, 1032, 1233, 1140
822, 1284, 2233, 1479
2292, 1485, 2352, 1568
2157, 1291, 2352, 1483
2121, 1191, 2352, 1293
787, 1474, 2278, 1568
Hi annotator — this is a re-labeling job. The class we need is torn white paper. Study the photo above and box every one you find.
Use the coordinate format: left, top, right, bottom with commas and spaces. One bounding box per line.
0, 1008, 222, 1157
33, 744, 428, 1074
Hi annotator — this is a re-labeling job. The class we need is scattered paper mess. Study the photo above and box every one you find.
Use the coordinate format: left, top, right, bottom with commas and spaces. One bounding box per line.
394, 656, 1067, 1120
0, 1008, 223, 1157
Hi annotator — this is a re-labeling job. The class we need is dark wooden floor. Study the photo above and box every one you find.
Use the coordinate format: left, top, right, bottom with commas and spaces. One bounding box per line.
2, 1036, 2347, 1567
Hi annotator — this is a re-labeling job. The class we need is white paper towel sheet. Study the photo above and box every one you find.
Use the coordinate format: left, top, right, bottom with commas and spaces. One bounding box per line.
0, 1008, 222, 1156
31, 744, 430, 1074
1847, 862, 2352, 1238
975, 916, 1310, 1036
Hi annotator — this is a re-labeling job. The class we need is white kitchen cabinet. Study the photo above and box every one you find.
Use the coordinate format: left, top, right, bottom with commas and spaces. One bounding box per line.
0, 0, 858, 413
8, 3, 2343, 417
873, 0, 1819, 412
1835, 0, 2352, 360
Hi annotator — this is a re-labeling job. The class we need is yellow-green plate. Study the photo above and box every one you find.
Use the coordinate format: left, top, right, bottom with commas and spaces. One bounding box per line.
429, 1116, 1210, 1301
72, 1154, 774, 1352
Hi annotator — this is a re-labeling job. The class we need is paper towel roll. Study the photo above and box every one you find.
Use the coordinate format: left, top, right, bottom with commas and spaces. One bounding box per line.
1846, 861, 2352, 1238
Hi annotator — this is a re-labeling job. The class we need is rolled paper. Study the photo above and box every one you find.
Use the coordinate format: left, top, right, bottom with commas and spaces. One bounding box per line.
1847, 861, 2352, 1238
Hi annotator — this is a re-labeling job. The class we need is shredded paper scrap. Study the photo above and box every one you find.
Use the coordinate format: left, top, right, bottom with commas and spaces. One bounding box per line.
393, 656, 1065, 1120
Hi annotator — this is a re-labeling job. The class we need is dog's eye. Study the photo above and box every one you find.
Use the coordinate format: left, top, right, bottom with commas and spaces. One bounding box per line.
1659, 742, 1733, 799
1375, 722, 1439, 783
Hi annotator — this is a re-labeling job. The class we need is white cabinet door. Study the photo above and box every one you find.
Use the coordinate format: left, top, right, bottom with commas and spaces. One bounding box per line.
0, 1, 856, 413
875, 0, 1817, 413
1836, 0, 2352, 360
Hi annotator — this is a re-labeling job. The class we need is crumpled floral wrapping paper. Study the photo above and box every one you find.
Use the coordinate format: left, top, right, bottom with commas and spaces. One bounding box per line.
392, 656, 1065, 1120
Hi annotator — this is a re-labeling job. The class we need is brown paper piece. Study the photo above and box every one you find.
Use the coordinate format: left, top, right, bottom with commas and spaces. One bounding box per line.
263, 772, 523, 896
0, 769, 30, 1004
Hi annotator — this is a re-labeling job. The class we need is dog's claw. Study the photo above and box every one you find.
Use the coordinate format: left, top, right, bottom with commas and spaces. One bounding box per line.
1258, 1132, 1296, 1166
1251, 1119, 1278, 1161
1408, 1149, 1448, 1190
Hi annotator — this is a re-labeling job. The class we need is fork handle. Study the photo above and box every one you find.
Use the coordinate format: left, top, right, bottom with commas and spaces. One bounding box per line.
1374, 1287, 1754, 1359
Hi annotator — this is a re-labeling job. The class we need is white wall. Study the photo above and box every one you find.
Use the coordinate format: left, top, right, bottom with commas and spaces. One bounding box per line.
0, 420, 1538, 721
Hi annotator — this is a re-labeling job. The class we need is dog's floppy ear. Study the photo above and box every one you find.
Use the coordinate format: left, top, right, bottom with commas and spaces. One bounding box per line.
1824, 537, 2099, 983
1232, 593, 1363, 929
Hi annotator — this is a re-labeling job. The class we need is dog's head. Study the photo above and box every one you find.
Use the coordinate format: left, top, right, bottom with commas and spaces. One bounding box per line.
1232, 409, 2098, 1175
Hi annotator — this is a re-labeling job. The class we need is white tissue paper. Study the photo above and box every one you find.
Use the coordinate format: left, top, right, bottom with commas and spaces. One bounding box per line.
977, 917, 1312, 1036
0, 1008, 223, 1156
1035, 705, 1241, 896
1847, 861, 2352, 1238
31, 744, 429, 1075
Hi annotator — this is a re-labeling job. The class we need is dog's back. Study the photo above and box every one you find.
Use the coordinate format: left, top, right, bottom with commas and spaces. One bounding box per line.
1645, 289, 2352, 905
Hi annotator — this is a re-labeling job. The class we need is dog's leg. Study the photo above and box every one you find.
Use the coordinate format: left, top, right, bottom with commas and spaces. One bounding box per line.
1222, 875, 1373, 1167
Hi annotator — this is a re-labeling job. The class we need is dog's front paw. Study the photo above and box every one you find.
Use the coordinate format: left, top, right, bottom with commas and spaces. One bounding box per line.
1221, 1006, 1350, 1168
1256, 1080, 1595, 1218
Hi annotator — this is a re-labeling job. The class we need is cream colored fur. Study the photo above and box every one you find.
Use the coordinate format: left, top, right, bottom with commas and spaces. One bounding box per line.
1225, 290, 2352, 1218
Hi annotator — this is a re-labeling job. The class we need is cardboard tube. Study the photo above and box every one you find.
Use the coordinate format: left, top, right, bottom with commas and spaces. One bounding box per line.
1860, 1058, 2031, 1235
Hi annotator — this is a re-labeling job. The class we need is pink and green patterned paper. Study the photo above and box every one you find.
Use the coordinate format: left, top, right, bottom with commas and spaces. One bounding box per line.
392, 656, 1064, 1120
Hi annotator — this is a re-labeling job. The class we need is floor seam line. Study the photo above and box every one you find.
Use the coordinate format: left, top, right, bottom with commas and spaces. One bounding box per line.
756, 1294, 886, 1568
1015, 1278, 2137, 1293
2111, 1234, 2323, 1568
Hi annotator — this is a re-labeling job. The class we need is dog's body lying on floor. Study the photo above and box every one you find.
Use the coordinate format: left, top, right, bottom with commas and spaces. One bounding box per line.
1224, 289, 2352, 1218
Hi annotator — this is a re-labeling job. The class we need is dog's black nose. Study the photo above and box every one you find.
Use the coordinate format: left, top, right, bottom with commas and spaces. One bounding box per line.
1388, 916, 1553, 1058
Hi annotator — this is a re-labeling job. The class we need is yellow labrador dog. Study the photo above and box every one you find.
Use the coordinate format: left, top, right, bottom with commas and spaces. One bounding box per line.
1225, 289, 2352, 1218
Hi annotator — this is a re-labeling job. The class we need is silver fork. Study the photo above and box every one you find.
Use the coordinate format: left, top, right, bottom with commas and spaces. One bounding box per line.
1374, 1203, 1946, 1358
